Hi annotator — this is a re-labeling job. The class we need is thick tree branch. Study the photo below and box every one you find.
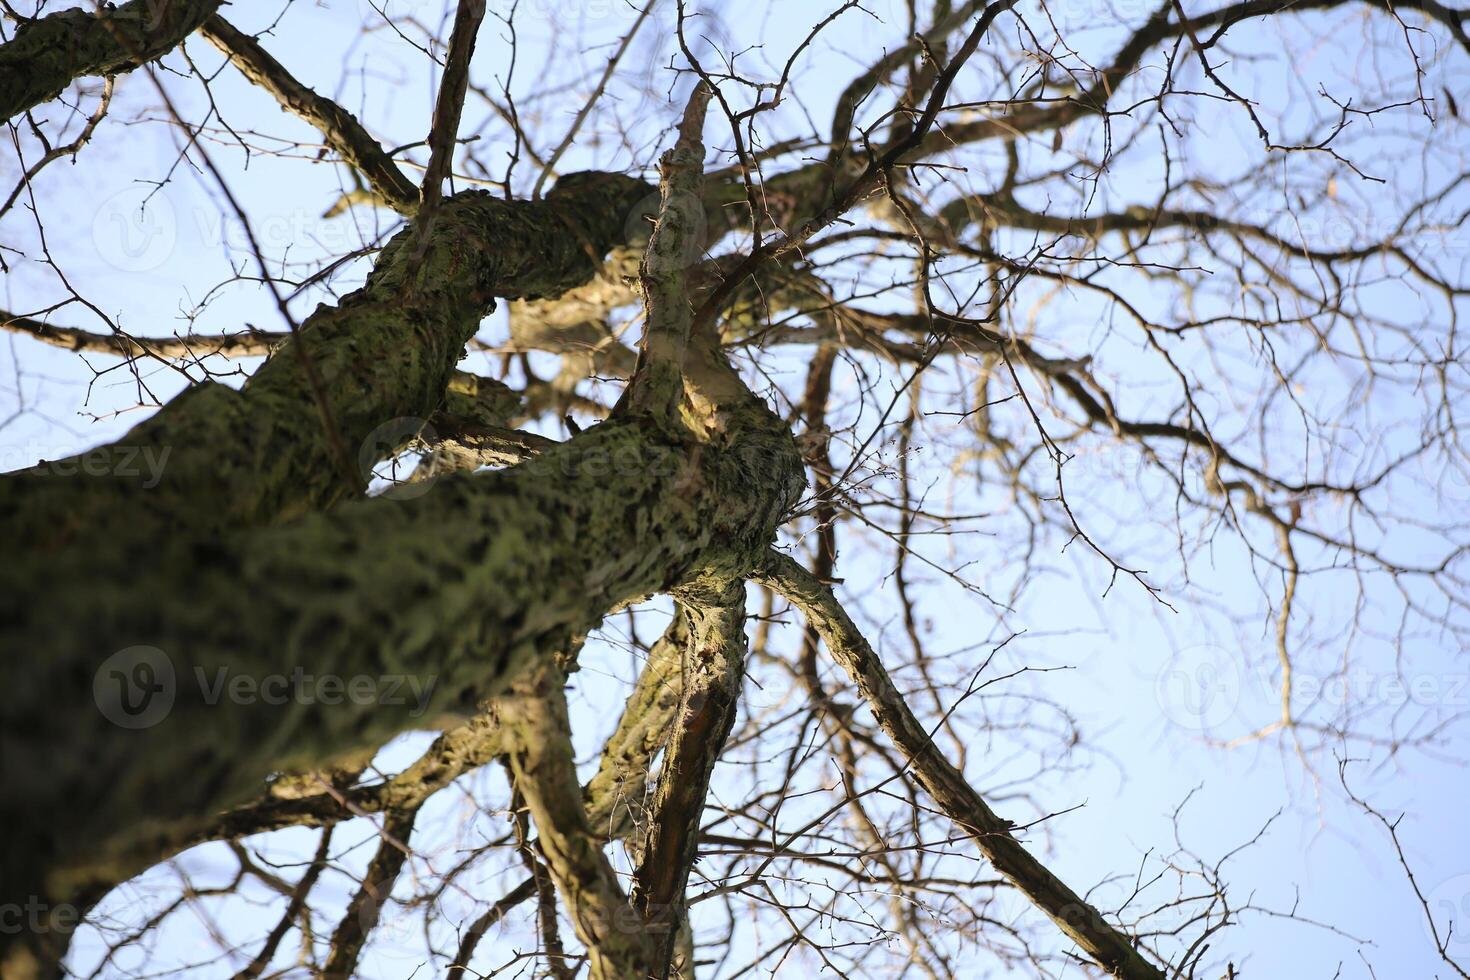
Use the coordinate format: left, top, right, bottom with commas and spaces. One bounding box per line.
0, 172, 654, 542
450, 614, 688, 975
631, 576, 747, 978
498, 663, 655, 980
625, 82, 711, 427
64, 612, 691, 956
0, 0, 223, 122
1, 404, 801, 914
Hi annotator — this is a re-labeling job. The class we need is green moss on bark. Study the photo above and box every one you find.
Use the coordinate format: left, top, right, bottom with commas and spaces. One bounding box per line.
0, 403, 802, 916
0, 174, 654, 544
0, 1, 224, 122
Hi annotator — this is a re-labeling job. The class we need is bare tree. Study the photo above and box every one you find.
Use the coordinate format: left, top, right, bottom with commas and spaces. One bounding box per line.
1, 0, 1467, 978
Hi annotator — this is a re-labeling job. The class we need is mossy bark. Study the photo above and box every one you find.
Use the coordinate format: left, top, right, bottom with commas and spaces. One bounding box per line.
0, 174, 654, 545
0, 0, 224, 122
0, 392, 802, 928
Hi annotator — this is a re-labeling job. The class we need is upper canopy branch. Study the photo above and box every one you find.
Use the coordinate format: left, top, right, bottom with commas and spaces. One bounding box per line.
199, 15, 420, 214
625, 82, 713, 429
754, 549, 1170, 980
418, 0, 487, 217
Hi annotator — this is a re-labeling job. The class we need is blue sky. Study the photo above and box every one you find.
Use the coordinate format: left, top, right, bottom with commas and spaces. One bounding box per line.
3, 0, 1468, 976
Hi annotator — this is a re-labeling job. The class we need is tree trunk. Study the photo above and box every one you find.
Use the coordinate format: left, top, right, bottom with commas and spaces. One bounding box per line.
0, 367, 802, 929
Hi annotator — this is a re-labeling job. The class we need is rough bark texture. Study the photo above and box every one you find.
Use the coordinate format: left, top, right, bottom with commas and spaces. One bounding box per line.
0, 172, 654, 544
631, 577, 747, 977
0, 0, 224, 122
0, 402, 802, 918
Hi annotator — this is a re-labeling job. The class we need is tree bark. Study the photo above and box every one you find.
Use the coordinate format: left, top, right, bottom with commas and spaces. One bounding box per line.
0, 0, 224, 122
0, 173, 654, 544
500, 664, 656, 980
0, 399, 802, 925
631, 576, 747, 976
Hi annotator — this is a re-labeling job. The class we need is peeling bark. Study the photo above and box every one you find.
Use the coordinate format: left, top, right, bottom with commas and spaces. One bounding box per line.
631, 576, 748, 977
